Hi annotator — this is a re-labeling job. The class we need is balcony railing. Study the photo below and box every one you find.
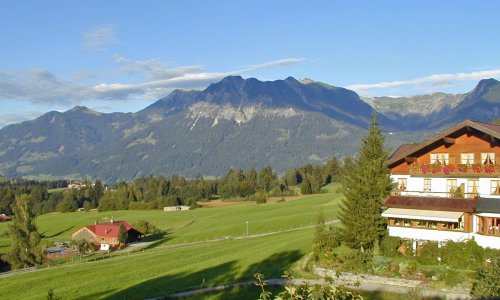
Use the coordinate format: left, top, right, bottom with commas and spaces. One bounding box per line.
391, 190, 478, 198
409, 163, 499, 177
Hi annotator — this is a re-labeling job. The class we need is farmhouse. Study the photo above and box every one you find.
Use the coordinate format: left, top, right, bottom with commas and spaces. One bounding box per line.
71, 220, 143, 249
383, 120, 500, 249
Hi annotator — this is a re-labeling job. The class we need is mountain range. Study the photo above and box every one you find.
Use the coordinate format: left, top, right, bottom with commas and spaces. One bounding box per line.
0, 76, 499, 182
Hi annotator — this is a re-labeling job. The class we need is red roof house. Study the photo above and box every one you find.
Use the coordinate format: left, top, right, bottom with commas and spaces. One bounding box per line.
71, 220, 143, 248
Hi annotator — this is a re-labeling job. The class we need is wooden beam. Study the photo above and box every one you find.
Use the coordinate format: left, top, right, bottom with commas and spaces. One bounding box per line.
443, 137, 455, 144
404, 156, 417, 163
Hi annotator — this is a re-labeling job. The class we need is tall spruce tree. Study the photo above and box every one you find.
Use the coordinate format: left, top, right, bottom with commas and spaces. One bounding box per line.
6, 194, 44, 269
339, 114, 392, 251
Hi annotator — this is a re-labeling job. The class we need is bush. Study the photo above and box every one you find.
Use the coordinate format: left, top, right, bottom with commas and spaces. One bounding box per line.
380, 236, 401, 257
471, 255, 500, 298
416, 241, 439, 264
254, 272, 365, 300
444, 269, 464, 287
329, 245, 373, 273
441, 239, 484, 270
250, 192, 267, 204
133, 220, 161, 236
372, 255, 392, 273
399, 260, 417, 277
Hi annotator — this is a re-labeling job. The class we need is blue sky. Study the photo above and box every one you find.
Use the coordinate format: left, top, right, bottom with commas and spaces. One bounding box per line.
1, 0, 499, 127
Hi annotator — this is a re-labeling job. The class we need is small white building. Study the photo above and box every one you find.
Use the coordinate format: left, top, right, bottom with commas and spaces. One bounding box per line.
164, 206, 191, 212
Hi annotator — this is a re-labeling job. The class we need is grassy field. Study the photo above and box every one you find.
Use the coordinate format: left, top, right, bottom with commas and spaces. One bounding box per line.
0, 229, 315, 299
0, 184, 342, 254
0, 184, 344, 299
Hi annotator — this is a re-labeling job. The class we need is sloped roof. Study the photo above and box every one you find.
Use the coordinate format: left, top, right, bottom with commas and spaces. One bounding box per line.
476, 197, 500, 214
384, 195, 476, 212
82, 221, 140, 238
387, 120, 500, 167
388, 144, 418, 160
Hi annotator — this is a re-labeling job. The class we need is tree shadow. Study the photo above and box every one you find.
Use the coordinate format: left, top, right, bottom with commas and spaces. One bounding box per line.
42, 226, 75, 238
72, 289, 117, 300
103, 250, 304, 300
239, 250, 303, 281
106, 260, 239, 300
136, 231, 174, 251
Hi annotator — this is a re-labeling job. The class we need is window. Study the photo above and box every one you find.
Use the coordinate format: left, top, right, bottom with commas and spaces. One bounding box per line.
423, 178, 431, 191
461, 153, 474, 165
491, 181, 500, 195
397, 178, 407, 191
447, 179, 457, 193
431, 153, 449, 164
468, 179, 479, 195
482, 153, 496, 164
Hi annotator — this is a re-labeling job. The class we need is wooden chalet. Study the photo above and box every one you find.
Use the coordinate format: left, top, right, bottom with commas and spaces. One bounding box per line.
383, 120, 500, 249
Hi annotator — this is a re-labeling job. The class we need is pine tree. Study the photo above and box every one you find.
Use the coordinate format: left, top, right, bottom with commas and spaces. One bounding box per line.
339, 114, 392, 251
6, 194, 45, 269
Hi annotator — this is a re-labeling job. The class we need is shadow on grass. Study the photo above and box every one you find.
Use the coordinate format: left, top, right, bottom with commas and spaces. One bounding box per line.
239, 250, 303, 281
104, 250, 303, 300
107, 261, 239, 300
137, 231, 174, 251
72, 289, 118, 300
42, 226, 75, 238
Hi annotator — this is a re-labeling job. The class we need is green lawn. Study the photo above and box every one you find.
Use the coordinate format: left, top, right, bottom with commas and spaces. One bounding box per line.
0, 184, 342, 254
0, 227, 315, 300
0, 185, 344, 299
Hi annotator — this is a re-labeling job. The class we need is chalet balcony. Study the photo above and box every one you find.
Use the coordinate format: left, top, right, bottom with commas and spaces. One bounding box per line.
409, 163, 500, 177
391, 190, 477, 199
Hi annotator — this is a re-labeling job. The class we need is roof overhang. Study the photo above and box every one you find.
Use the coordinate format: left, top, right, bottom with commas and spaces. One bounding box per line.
382, 208, 464, 222
387, 120, 500, 167
476, 213, 500, 218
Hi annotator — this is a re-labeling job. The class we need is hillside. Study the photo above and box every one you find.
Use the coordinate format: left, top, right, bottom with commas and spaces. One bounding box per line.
363, 78, 500, 129
0, 77, 499, 182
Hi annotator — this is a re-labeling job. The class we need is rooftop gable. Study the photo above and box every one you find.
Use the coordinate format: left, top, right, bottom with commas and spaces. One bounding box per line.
387, 120, 500, 167
82, 221, 140, 238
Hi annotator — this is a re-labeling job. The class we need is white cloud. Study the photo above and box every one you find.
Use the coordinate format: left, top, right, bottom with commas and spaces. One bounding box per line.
0, 57, 305, 105
0, 69, 91, 105
83, 25, 118, 51
0, 112, 44, 128
347, 69, 500, 92
242, 58, 305, 72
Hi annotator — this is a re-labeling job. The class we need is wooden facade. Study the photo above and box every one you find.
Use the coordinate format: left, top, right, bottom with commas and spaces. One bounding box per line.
390, 129, 499, 176
384, 120, 500, 248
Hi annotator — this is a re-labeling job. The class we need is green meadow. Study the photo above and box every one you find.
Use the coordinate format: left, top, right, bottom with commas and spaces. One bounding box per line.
0, 184, 343, 299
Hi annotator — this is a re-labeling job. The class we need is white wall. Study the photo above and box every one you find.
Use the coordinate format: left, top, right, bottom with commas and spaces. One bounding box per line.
387, 226, 472, 242
473, 234, 500, 249
391, 175, 500, 199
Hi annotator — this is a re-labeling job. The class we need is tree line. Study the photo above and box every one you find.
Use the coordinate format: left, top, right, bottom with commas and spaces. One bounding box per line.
0, 157, 343, 216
